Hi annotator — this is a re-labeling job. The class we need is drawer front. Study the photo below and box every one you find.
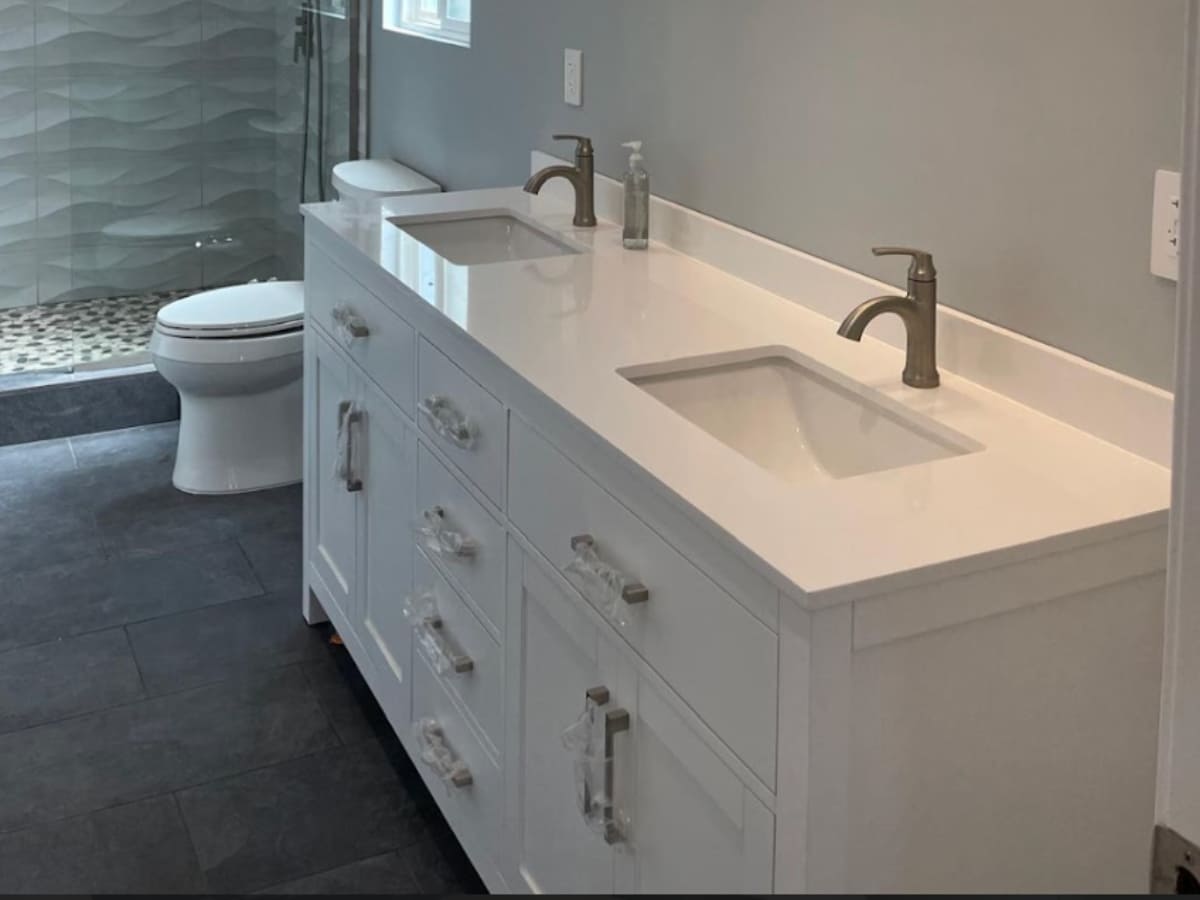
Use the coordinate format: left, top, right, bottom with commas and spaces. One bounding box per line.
416, 338, 507, 508
417, 443, 506, 637
306, 247, 416, 415
414, 550, 504, 756
411, 651, 503, 859
509, 417, 778, 789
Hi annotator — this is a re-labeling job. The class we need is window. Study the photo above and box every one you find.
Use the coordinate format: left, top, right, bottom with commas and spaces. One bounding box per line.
384, 0, 472, 48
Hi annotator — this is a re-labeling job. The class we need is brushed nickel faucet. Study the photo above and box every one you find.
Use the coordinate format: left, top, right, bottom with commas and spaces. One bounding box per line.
524, 134, 597, 227
837, 247, 941, 389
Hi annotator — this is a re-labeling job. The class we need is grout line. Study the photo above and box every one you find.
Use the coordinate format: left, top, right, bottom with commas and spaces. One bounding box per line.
120, 624, 151, 702
249, 848, 406, 895
0, 658, 310, 746
170, 791, 212, 893
0, 712, 346, 841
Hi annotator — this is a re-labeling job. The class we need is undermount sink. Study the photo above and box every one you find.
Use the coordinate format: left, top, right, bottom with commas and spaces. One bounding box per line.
388, 209, 581, 266
623, 349, 981, 485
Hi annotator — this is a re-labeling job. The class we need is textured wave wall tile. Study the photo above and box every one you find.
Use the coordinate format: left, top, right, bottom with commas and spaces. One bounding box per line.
0, 0, 356, 311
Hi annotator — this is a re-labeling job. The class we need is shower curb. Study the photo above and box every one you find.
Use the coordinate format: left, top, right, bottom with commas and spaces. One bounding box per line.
0, 365, 179, 447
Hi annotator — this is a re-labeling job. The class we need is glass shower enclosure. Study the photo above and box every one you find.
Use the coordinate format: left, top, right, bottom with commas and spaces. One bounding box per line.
0, 0, 366, 374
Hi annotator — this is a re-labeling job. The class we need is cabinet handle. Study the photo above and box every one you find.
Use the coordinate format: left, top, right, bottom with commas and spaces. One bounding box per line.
417, 506, 478, 560
418, 395, 476, 450
413, 718, 474, 788
565, 534, 649, 626
334, 401, 364, 492
331, 303, 370, 341
562, 686, 630, 845
423, 615, 476, 675
403, 591, 475, 676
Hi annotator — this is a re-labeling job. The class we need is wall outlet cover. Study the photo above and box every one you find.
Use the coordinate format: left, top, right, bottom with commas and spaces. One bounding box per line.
1152, 168, 1181, 282
564, 48, 583, 107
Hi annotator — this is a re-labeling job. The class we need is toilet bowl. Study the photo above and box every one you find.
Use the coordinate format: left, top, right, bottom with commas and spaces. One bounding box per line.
151, 160, 440, 495
151, 282, 305, 495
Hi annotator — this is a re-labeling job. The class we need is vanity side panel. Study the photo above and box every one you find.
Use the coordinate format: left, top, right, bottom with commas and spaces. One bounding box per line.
845, 572, 1165, 893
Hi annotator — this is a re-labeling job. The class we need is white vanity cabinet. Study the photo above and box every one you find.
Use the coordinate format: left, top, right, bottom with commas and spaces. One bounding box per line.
305, 329, 361, 629
509, 553, 775, 895
303, 213, 1169, 895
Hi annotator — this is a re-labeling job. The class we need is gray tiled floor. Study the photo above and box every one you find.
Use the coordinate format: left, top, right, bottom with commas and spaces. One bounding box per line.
0, 423, 484, 894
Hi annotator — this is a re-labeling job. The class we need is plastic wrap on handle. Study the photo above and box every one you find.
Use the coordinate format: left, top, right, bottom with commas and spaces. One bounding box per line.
416, 507, 478, 560
403, 591, 475, 676
561, 686, 629, 845
413, 718, 473, 788
417, 395, 476, 450
331, 303, 370, 342
332, 401, 362, 491
564, 535, 649, 628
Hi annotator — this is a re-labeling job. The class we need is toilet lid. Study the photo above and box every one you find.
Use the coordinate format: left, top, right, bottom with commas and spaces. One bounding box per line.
332, 159, 440, 199
157, 282, 305, 339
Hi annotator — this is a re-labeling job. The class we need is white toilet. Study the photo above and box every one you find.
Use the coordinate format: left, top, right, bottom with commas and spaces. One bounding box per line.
152, 159, 440, 495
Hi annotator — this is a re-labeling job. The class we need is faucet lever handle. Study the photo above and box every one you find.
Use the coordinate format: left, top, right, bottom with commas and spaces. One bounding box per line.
872, 246, 936, 283
552, 134, 595, 158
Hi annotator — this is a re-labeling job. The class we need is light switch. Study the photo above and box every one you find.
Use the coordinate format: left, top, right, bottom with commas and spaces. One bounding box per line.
1152, 168, 1181, 281
564, 49, 583, 107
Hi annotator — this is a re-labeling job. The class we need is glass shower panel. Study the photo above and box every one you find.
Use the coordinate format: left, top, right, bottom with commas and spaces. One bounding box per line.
36, 0, 208, 304
0, 0, 364, 376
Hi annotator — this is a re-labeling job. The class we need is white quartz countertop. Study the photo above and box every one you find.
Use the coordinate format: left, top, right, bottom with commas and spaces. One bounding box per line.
303, 188, 1170, 606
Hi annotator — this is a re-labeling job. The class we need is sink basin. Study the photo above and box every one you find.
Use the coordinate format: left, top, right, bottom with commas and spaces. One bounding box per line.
388, 209, 581, 266
623, 350, 981, 485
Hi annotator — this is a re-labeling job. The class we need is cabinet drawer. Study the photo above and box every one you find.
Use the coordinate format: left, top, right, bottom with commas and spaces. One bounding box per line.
416, 338, 507, 508
510, 417, 778, 789
414, 551, 504, 756
417, 444, 506, 637
306, 247, 416, 415
411, 650, 503, 858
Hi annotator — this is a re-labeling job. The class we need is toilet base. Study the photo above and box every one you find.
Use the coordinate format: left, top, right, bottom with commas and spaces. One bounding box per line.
173, 378, 303, 495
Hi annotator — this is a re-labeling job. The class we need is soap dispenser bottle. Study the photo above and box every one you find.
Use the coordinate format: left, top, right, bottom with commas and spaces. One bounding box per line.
622, 141, 649, 250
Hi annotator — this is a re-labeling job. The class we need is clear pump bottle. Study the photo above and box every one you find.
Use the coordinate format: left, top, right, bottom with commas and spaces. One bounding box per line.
622, 141, 649, 250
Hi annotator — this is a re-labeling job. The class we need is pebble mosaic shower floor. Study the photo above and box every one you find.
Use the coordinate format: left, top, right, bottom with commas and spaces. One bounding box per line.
0, 291, 195, 375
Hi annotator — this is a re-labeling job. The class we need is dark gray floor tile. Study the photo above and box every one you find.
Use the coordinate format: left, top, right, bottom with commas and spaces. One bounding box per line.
239, 523, 303, 597
96, 482, 301, 558
0, 629, 145, 735
0, 666, 337, 833
70, 421, 179, 472
302, 657, 380, 746
127, 593, 327, 696
0, 795, 205, 894
177, 740, 429, 894
400, 835, 484, 894
257, 850, 420, 895
0, 503, 107, 579
0, 437, 75, 488
0, 540, 262, 653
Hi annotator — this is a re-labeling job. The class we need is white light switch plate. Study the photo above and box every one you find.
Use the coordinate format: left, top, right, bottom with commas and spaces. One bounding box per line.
1152, 168, 1181, 281
564, 49, 582, 107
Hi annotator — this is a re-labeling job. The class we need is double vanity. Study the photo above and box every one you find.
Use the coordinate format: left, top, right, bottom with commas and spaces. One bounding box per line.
300, 164, 1171, 893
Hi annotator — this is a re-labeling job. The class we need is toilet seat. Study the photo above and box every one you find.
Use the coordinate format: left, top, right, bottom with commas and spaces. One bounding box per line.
156, 282, 305, 340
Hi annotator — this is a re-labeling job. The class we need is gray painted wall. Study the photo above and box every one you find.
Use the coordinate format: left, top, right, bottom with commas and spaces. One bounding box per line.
372, 0, 1186, 388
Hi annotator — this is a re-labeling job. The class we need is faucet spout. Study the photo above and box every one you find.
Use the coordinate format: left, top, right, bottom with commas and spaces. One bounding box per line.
523, 166, 580, 196
524, 134, 597, 227
836, 245, 942, 389
837, 295, 917, 342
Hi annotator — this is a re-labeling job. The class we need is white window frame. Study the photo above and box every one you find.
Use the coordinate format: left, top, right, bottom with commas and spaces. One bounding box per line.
383, 0, 471, 48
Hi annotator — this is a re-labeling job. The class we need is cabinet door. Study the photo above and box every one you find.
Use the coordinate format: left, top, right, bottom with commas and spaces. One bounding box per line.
358, 384, 417, 729
307, 330, 360, 625
625, 674, 776, 895
513, 555, 618, 895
